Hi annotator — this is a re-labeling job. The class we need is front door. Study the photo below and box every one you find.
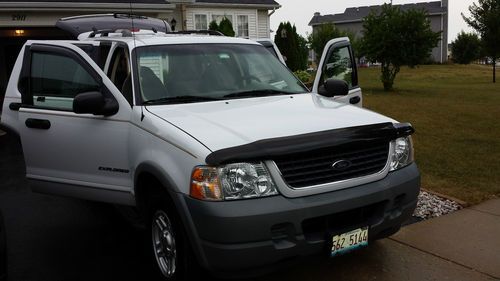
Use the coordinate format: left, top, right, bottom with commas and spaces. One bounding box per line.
16, 41, 134, 203
313, 37, 363, 107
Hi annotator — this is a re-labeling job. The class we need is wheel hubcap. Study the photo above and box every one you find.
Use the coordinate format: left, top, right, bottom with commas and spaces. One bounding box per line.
152, 210, 177, 278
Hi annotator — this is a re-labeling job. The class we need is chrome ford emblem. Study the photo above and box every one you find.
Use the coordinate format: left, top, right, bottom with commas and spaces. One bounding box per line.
332, 160, 352, 171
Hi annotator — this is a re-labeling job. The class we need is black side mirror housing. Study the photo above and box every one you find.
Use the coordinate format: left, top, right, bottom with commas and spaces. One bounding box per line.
318, 79, 349, 97
73, 91, 118, 116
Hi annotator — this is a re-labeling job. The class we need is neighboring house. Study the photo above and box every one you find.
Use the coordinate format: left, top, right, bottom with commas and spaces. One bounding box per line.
0, 0, 280, 107
180, 0, 280, 39
309, 0, 448, 63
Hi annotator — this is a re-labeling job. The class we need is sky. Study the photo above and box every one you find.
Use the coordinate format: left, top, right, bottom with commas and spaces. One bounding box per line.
270, 0, 475, 43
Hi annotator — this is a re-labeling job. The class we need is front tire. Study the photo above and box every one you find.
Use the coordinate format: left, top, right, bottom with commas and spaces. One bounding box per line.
147, 191, 202, 281
151, 209, 177, 279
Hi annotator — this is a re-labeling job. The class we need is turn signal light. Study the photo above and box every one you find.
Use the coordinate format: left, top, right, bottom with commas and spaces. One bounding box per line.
190, 167, 223, 201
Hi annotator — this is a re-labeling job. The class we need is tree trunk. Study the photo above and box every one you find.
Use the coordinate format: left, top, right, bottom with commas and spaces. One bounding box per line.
493, 58, 496, 83
380, 63, 400, 91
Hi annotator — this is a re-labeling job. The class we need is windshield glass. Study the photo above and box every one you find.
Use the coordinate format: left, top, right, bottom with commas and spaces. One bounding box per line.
135, 44, 306, 104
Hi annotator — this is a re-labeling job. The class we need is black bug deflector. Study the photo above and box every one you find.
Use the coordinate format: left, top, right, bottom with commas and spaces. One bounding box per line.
56, 14, 171, 38
205, 123, 414, 165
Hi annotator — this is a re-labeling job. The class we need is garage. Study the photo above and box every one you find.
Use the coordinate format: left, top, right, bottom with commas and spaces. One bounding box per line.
0, 27, 71, 102
0, 0, 175, 108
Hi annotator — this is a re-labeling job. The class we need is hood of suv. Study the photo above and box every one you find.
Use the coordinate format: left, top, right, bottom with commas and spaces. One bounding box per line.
146, 93, 396, 152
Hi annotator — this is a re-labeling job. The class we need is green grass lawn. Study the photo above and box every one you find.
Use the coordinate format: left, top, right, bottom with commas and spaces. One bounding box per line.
359, 64, 500, 204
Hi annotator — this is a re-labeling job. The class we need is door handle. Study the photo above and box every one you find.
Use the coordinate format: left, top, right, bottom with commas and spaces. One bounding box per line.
25, 118, 51, 130
9, 102, 22, 111
349, 96, 361, 105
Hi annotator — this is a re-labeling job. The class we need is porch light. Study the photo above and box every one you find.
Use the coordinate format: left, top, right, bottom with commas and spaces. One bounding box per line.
170, 18, 177, 31
15, 29, 25, 35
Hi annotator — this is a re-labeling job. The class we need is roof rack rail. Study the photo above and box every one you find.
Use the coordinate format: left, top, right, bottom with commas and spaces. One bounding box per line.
88, 28, 160, 38
113, 13, 148, 20
166, 30, 224, 36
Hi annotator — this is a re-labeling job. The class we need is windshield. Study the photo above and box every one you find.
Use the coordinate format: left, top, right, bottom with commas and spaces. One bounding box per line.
135, 44, 306, 104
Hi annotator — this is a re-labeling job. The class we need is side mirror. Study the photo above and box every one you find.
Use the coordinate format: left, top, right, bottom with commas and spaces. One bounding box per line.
318, 79, 349, 97
73, 91, 118, 116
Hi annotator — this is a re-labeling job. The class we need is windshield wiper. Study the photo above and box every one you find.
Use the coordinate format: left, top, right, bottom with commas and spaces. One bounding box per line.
223, 89, 297, 99
143, 95, 221, 105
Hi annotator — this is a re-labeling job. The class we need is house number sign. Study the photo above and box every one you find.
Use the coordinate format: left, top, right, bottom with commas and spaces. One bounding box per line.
12, 14, 27, 21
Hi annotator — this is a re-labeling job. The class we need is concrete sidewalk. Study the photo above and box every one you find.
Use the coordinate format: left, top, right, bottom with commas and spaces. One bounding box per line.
391, 199, 500, 280
255, 199, 500, 281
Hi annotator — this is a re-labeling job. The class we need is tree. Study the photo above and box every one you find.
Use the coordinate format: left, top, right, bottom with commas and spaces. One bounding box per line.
274, 22, 307, 71
208, 20, 219, 32
451, 31, 482, 64
308, 23, 348, 63
218, 17, 235, 37
296, 33, 309, 71
361, 4, 441, 91
463, 0, 500, 83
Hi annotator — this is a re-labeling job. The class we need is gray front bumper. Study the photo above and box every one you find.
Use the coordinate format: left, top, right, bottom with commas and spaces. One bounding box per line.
177, 163, 420, 274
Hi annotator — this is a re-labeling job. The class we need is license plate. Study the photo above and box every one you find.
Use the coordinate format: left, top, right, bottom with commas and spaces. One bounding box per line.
330, 227, 369, 257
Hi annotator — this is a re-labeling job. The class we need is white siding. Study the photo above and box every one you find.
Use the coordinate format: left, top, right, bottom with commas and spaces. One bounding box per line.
185, 7, 262, 39
257, 10, 270, 38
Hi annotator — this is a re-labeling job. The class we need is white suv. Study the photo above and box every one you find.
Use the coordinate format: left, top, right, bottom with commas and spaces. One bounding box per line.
0, 14, 419, 280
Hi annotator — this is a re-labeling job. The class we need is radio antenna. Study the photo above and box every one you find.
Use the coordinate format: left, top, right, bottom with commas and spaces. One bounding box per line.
129, 1, 144, 121
129, 1, 137, 49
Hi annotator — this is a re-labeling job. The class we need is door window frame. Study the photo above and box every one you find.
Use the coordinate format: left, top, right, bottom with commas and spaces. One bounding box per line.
318, 41, 359, 90
18, 43, 109, 112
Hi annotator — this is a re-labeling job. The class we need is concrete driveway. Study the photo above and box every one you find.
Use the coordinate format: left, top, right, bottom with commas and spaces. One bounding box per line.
0, 130, 498, 281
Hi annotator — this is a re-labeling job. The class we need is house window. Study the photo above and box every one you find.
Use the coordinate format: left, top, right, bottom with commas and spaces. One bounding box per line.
195, 14, 208, 30
212, 14, 233, 25
237, 15, 249, 38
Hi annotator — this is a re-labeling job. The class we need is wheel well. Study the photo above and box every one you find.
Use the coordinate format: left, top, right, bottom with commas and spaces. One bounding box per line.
135, 172, 175, 217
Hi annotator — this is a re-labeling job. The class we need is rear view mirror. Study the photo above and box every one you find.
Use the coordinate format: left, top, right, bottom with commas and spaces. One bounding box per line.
318, 79, 349, 98
73, 91, 118, 116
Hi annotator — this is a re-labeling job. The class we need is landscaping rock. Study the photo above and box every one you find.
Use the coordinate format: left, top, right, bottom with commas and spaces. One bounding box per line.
413, 191, 463, 220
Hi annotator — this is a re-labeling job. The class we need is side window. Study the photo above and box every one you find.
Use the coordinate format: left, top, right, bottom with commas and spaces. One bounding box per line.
31, 52, 99, 111
321, 45, 357, 89
97, 44, 111, 70
74, 44, 111, 70
108, 46, 132, 105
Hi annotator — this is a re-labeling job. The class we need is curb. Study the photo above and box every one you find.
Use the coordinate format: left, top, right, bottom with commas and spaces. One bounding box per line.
422, 188, 469, 207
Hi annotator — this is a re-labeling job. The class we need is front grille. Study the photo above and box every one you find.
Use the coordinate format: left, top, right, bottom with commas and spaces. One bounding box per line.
273, 140, 390, 188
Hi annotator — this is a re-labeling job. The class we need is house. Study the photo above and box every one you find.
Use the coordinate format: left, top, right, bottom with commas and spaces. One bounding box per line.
309, 0, 448, 63
0, 0, 280, 106
178, 0, 281, 39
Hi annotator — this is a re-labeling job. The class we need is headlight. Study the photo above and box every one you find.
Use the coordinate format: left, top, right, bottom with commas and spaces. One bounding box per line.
190, 162, 278, 201
390, 136, 414, 171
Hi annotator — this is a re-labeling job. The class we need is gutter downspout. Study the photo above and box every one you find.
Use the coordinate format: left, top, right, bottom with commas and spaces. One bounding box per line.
268, 7, 276, 17
181, 4, 187, 31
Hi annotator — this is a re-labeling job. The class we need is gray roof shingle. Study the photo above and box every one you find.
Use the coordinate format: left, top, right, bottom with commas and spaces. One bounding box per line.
309, 1, 446, 26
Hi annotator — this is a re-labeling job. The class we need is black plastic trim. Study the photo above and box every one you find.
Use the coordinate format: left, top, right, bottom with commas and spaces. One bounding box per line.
30, 44, 103, 83
25, 118, 51, 130
205, 123, 415, 165
8, 102, 22, 111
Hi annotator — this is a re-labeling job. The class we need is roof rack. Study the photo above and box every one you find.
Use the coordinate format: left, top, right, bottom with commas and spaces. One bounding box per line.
56, 13, 171, 38
88, 28, 159, 38
166, 30, 224, 36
